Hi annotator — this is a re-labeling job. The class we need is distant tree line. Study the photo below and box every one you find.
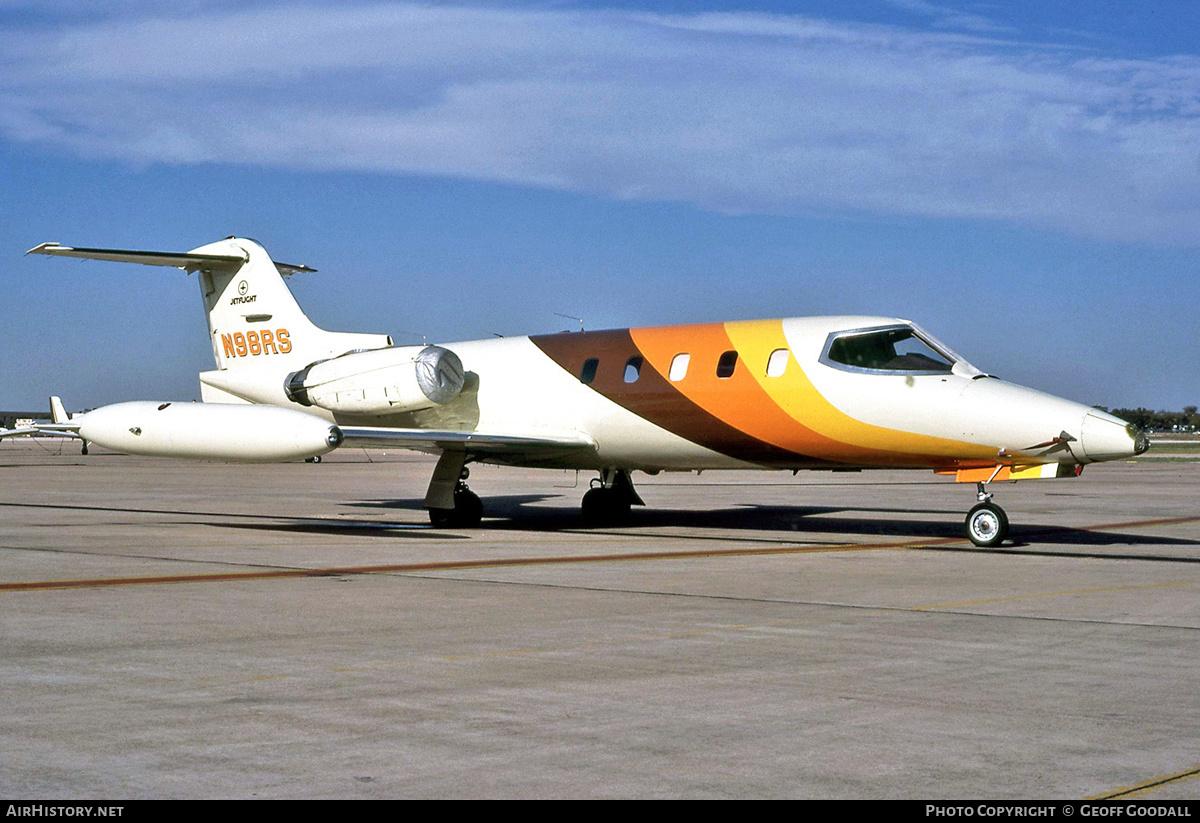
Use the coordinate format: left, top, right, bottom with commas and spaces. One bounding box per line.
1096, 406, 1199, 432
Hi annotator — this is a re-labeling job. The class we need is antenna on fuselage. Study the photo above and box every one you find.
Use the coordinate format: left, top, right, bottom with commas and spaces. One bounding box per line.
554, 313, 584, 332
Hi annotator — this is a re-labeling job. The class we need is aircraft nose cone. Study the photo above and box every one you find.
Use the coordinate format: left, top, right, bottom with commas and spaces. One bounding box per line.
1080, 412, 1146, 462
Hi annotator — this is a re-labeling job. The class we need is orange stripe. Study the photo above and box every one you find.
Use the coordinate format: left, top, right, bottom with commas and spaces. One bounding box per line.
629, 322, 834, 456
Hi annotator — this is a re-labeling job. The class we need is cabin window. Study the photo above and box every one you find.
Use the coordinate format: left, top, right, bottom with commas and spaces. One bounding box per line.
716, 350, 738, 378
623, 356, 643, 383
669, 353, 690, 381
766, 348, 789, 377
825, 328, 953, 373
580, 358, 599, 384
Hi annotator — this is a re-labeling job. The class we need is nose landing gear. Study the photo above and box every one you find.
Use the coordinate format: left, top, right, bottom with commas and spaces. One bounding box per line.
965, 481, 1008, 547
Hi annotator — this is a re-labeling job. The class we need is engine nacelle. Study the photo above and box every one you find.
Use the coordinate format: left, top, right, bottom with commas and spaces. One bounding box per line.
284, 345, 465, 416
76, 402, 343, 462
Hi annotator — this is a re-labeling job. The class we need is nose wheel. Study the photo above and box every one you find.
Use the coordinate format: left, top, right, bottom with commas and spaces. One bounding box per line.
965, 501, 1008, 547
964, 481, 1008, 547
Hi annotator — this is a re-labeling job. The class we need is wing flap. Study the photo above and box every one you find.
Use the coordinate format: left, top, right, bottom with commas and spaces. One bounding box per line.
337, 426, 596, 457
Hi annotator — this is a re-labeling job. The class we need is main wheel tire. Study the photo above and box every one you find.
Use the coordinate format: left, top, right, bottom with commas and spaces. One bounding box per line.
428, 489, 484, 528
965, 502, 1009, 547
452, 488, 483, 528
581, 487, 632, 524
580, 488, 608, 523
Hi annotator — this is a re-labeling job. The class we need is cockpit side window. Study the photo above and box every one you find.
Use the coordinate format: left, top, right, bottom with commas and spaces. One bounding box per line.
824, 327, 954, 374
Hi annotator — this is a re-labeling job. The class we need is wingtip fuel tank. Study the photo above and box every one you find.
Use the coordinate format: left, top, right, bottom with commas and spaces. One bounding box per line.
75, 401, 343, 462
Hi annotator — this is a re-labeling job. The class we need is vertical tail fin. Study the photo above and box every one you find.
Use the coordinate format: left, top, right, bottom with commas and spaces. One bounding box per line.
192, 237, 390, 371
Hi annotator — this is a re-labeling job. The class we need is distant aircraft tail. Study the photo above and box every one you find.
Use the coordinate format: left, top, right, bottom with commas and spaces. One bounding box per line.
49, 396, 69, 424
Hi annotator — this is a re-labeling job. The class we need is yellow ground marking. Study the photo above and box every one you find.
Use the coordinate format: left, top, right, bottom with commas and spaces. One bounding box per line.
3, 512, 1198, 594
0, 535, 961, 593
914, 580, 1196, 611
1087, 764, 1200, 799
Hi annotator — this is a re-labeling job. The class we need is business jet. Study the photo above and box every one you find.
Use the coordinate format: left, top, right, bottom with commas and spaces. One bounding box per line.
3, 237, 1148, 547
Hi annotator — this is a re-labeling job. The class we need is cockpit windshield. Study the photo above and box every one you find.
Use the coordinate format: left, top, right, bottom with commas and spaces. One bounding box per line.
823, 326, 956, 374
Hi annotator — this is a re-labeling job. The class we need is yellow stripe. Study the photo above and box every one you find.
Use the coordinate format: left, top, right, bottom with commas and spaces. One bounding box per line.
723, 319, 993, 464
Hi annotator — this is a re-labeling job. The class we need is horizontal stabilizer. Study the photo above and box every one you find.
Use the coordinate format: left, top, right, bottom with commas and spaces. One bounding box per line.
26, 243, 316, 275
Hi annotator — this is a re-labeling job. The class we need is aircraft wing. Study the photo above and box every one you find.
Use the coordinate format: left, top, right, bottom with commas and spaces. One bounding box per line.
0, 423, 593, 452
337, 426, 597, 461
0, 423, 81, 440
0, 397, 83, 441
26, 243, 316, 275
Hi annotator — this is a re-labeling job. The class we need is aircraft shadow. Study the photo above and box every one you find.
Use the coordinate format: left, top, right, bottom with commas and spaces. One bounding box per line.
350, 493, 561, 511
215, 520, 469, 540
346, 496, 1200, 548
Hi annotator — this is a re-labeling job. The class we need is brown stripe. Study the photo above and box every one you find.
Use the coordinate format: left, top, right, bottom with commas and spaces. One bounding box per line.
530, 329, 829, 466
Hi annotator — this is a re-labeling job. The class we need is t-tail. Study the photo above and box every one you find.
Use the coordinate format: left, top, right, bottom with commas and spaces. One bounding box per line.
27, 237, 391, 405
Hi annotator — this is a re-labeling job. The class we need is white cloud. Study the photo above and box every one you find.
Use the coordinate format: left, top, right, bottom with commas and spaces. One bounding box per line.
882, 0, 1016, 34
3, 2, 1200, 243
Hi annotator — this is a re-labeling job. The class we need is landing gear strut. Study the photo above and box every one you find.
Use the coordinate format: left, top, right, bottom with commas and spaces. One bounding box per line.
426, 451, 483, 528
581, 469, 643, 524
965, 481, 1008, 547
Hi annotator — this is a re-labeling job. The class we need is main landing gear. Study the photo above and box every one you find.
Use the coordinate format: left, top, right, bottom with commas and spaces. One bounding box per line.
425, 451, 483, 528
581, 469, 644, 524
429, 480, 483, 528
965, 481, 1008, 547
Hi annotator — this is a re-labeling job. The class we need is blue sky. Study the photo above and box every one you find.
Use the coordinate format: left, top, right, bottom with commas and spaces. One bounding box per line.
2, 0, 1197, 411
